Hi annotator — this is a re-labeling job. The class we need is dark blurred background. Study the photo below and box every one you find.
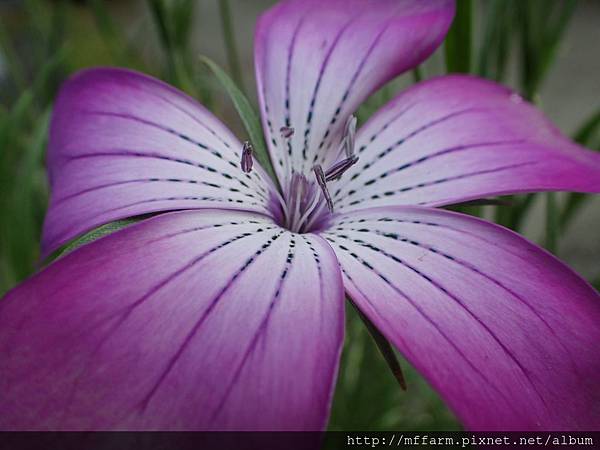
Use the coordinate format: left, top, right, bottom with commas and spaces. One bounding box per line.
0, 0, 598, 431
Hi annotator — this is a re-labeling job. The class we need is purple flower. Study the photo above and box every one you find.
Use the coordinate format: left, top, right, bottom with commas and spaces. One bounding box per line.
1, 0, 600, 431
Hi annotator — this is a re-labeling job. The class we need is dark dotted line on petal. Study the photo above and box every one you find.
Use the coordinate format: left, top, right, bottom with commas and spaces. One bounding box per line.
300, 13, 361, 170
58, 195, 270, 249
313, 9, 403, 162
65, 151, 269, 198
93, 196, 265, 222
324, 235, 519, 411
135, 82, 235, 151
332, 215, 532, 263
355, 101, 419, 157
54, 177, 267, 207
346, 225, 585, 383
260, 64, 288, 179
147, 220, 272, 243
301, 236, 321, 265
342, 225, 582, 337
339, 161, 536, 209
334, 216, 439, 228
264, 110, 283, 168
208, 234, 297, 422
345, 108, 490, 186
284, 17, 306, 158
338, 139, 524, 200
332, 215, 530, 263
300, 236, 330, 333
83, 110, 261, 186
140, 229, 286, 411
64, 225, 278, 415
328, 231, 550, 411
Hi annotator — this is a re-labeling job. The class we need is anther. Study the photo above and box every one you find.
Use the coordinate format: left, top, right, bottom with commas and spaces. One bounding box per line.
313, 164, 334, 212
280, 126, 295, 139
240, 141, 253, 173
325, 155, 359, 182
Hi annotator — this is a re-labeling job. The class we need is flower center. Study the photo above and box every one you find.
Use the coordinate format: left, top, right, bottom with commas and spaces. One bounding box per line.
281, 171, 329, 233
241, 116, 359, 233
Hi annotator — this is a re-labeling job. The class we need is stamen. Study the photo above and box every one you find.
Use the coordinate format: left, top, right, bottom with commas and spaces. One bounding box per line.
240, 141, 253, 173
313, 164, 334, 212
288, 173, 307, 228
343, 115, 357, 158
325, 155, 359, 182
280, 126, 295, 139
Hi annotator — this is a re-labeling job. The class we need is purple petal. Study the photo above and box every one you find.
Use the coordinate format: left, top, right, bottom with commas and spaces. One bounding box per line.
333, 75, 600, 211
43, 68, 278, 257
323, 206, 600, 430
1, 210, 344, 430
254, 0, 454, 191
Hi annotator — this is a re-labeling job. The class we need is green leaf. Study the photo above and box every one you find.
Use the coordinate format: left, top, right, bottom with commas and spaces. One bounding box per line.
573, 109, 600, 147
147, 0, 172, 54
328, 303, 459, 430
356, 81, 394, 125
199, 55, 278, 186
518, 0, 577, 100
0, 17, 27, 90
90, 0, 135, 66
411, 66, 423, 83
477, 0, 513, 81
593, 274, 600, 292
218, 0, 245, 93
444, 0, 472, 73
146, 0, 197, 92
349, 298, 407, 390
57, 219, 139, 258
172, 0, 196, 51
510, 193, 536, 231
0, 107, 50, 294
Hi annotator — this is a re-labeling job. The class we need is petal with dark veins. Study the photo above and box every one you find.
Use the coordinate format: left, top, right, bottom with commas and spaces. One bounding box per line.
255, 0, 454, 190
1, 210, 344, 431
43, 68, 279, 258
323, 206, 600, 430
333, 76, 600, 211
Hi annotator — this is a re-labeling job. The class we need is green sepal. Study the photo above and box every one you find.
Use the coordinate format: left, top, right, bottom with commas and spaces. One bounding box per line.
55, 219, 139, 259
348, 298, 407, 391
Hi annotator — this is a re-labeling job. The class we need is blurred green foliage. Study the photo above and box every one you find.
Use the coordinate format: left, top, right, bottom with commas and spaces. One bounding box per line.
0, 0, 598, 432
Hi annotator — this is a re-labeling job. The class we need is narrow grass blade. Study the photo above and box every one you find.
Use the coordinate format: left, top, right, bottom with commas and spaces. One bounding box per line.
477, 0, 513, 81
561, 109, 600, 229
199, 55, 278, 186
444, 0, 472, 73
219, 0, 245, 93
